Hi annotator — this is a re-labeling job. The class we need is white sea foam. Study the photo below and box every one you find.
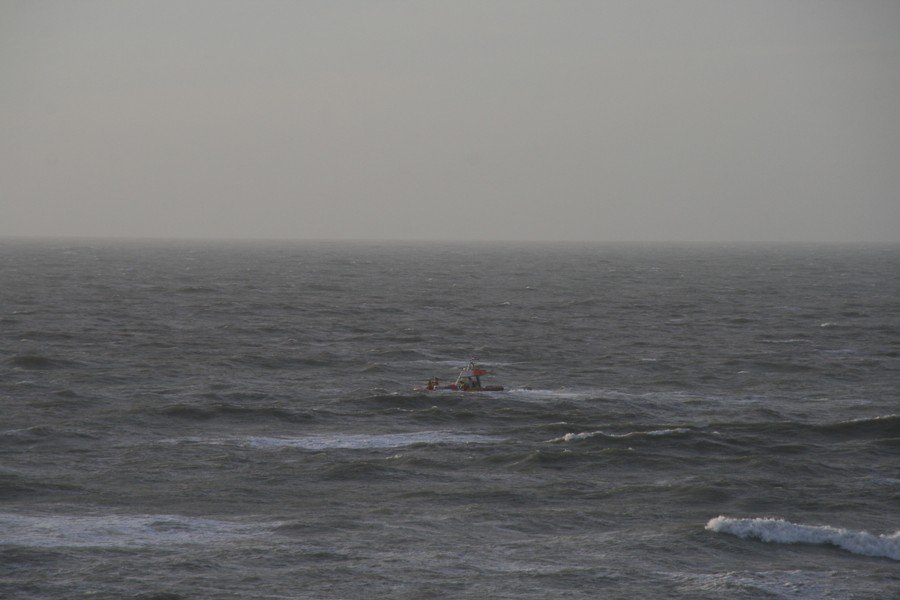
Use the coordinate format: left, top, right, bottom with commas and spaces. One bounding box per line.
706, 516, 900, 561
548, 428, 690, 443
547, 431, 601, 443
0, 513, 266, 548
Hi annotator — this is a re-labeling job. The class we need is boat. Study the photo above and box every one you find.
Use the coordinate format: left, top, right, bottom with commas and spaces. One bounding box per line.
418, 359, 504, 392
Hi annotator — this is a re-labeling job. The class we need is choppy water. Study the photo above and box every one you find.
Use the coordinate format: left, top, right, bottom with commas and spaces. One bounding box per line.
1, 240, 897, 599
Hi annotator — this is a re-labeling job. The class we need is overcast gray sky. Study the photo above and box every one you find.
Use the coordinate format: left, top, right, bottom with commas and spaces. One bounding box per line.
2, 0, 898, 243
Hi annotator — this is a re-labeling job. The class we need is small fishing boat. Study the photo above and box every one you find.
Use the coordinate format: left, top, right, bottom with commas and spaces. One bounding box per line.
418, 359, 504, 392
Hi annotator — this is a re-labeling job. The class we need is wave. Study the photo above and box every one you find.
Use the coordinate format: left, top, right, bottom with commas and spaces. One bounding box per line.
318, 460, 400, 481
0, 426, 98, 446
19, 330, 77, 341
6, 354, 81, 370
548, 428, 690, 443
703, 414, 899, 441
0, 512, 266, 548
175, 285, 224, 294
813, 414, 899, 438
243, 431, 501, 450
166, 431, 502, 451
668, 569, 852, 599
359, 393, 474, 410
750, 360, 816, 373
505, 388, 597, 401
367, 348, 437, 360
157, 403, 314, 423
227, 352, 341, 369
0, 471, 83, 500
705, 516, 900, 561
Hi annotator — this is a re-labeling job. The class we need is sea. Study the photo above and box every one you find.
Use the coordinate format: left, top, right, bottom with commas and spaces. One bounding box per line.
1, 239, 897, 599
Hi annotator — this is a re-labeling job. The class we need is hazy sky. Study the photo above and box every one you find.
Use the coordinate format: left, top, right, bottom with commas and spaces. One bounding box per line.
2, 1, 899, 243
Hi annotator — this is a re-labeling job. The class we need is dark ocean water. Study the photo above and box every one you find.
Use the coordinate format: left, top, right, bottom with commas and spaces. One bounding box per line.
1, 240, 897, 599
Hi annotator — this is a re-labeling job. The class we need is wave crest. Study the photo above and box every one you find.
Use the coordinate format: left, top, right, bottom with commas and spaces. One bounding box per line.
706, 516, 900, 561
548, 428, 690, 443
163, 431, 502, 451
815, 414, 899, 438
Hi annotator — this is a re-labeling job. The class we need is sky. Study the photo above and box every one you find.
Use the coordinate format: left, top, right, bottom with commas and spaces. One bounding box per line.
2, 0, 899, 243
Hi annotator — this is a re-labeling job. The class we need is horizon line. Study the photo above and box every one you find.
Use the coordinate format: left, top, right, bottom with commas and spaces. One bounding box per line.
1, 234, 897, 247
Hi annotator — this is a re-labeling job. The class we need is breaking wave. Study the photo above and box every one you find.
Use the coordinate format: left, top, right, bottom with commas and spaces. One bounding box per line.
705, 516, 900, 561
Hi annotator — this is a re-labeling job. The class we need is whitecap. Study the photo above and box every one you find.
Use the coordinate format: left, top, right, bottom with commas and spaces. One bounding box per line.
547, 431, 603, 443
705, 516, 900, 561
